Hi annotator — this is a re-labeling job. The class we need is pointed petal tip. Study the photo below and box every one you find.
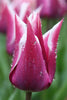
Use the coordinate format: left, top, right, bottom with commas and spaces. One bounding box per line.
15, 14, 27, 33
15, 14, 22, 24
28, 10, 39, 20
35, 5, 43, 15
60, 18, 64, 24
62, 18, 64, 22
27, 17, 33, 33
15, 14, 26, 26
15, 14, 19, 23
58, 18, 64, 27
19, 2, 30, 19
28, 10, 41, 30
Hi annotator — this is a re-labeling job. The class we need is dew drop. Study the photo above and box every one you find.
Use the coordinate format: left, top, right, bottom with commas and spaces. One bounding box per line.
55, 49, 57, 54
40, 71, 43, 76
33, 41, 36, 45
55, 55, 57, 59
11, 64, 12, 67
13, 85, 16, 88
53, 78, 55, 82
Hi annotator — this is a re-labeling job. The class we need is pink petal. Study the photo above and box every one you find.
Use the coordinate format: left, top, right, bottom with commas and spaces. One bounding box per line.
10, 15, 27, 73
15, 15, 27, 44
19, 2, 32, 23
34, 6, 42, 15
28, 12, 48, 69
6, 5, 15, 54
43, 19, 63, 81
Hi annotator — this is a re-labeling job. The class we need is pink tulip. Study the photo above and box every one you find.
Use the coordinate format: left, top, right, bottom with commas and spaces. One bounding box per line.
36, 0, 67, 18
9, 12, 63, 91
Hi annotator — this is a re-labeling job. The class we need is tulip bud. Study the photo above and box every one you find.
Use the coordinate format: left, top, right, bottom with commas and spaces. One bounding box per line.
9, 12, 63, 91
36, 0, 67, 18
58, 0, 67, 14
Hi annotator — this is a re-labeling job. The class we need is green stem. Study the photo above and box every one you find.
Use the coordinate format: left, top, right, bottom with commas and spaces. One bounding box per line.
26, 92, 32, 100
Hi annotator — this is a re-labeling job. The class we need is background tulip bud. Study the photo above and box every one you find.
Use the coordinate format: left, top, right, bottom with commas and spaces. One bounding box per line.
0, 0, 9, 33
36, 0, 67, 18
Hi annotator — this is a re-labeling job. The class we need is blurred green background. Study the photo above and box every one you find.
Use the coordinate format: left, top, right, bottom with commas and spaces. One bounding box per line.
0, 15, 67, 100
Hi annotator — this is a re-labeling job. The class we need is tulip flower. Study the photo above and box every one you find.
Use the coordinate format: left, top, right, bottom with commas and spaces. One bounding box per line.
9, 12, 63, 92
36, 0, 67, 18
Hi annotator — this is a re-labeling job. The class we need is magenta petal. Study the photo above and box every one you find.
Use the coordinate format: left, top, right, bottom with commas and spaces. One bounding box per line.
10, 15, 27, 72
5, 5, 15, 54
43, 31, 50, 60
43, 19, 63, 81
28, 12, 48, 69
19, 2, 31, 23
15, 15, 27, 44
34, 6, 42, 15
9, 18, 50, 91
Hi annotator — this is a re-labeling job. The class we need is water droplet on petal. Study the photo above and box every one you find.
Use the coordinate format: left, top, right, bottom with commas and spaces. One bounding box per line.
55, 55, 57, 59
33, 41, 36, 45
40, 71, 43, 76
55, 49, 57, 54
11, 64, 12, 67
12, 58, 13, 61
13, 85, 16, 88
53, 78, 55, 82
